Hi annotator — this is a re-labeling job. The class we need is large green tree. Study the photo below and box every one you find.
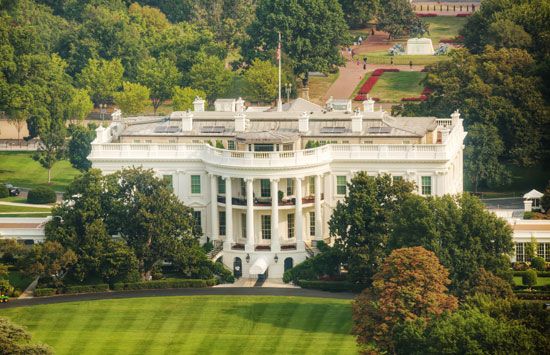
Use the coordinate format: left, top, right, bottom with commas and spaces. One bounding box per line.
329, 173, 415, 284
188, 54, 233, 101
172, 87, 207, 111
245, 0, 348, 87
77, 58, 124, 104
113, 81, 150, 115
339, 0, 379, 29
67, 124, 96, 172
66, 88, 94, 124
33, 117, 66, 183
137, 57, 181, 113
243, 58, 278, 103
376, 0, 427, 39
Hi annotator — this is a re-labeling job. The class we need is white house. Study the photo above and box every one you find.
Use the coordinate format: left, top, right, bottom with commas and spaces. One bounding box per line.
88, 98, 466, 279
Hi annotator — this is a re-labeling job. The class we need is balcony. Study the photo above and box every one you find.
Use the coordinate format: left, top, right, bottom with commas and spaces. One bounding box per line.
217, 194, 324, 207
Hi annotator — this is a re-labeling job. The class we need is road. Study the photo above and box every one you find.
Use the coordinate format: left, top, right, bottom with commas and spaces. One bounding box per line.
0, 287, 356, 309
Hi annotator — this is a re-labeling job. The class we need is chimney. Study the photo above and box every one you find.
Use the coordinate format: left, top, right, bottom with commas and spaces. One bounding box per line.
352, 109, 363, 133
171, 111, 192, 132
193, 97, 205, 112
299, 112, 310, 133
451, 109, 460, 125
363, 98, 375, 113
236, 97, 245, 112
235, 112, 248, 132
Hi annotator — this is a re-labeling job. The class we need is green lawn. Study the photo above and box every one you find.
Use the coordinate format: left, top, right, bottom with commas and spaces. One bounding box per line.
0, 205, 51, 213
513, 276, 550, 287
309, 73, 339, 104
368, 72, 427, 102
423, 17, 468, 44
0, 152, 80, 192
358, 51, 450, 66
0, 296, 357, 354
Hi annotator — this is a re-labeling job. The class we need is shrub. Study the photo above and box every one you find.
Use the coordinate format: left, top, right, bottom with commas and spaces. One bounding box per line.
212, 262, 235, 284
467, 268, 514, 299
522, 269, 537, 288
512, 262, 528, 271
112, 278, 217, 291
27, 187, 56, 204
202, 241, 214, 254
531, 257, 546, 271
283, 247, 341, 283
514, 270, 550, 277
64, 284, 109, 294
34, 288, 56, 297
523, 211, 535, 219
0, 185, 8, 198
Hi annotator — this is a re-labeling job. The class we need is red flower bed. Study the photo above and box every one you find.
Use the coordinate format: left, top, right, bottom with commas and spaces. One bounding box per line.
401, 95, 428, 102
456, 13, 471, 17
421, 87, 433, 95
359, 76, 379, 94
416, 13, 438, 17
372, 68, 400, 76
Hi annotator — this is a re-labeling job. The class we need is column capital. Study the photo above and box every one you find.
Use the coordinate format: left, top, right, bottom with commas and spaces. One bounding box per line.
294, 176, 305, 181
207, 172, 216, 178
270, 178, 280, 183
222, 176, 231, 181
244, 177, 254, 183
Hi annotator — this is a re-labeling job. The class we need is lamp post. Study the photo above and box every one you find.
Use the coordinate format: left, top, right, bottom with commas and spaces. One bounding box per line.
284, 83, 292, 104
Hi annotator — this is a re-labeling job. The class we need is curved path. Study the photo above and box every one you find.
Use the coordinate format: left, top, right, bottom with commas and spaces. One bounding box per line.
1, 287, 355, 309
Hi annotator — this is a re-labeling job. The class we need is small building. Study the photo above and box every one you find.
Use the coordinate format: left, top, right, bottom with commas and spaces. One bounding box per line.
523, 189, 543, 211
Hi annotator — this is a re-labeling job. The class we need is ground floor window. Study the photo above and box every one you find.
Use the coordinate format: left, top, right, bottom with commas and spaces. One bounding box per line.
219, 211, 226, 236
421, 176, 432, 196
261, 215, 271, 239
538, 243, 550, 261
515, 243, 525, 262
392, 175, 403, 183
309, 212, 315, 236
287, 213, 295, 239
254, 144, 274, 151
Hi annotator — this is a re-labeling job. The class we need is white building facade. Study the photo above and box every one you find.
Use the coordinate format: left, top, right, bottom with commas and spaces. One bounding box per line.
89, 98, 466, 279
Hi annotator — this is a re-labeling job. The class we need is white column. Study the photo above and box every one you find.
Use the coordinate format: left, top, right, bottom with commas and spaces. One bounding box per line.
295, 177, 304, 251
314, 174, 322, 242
224, 176, 233, 247
245, 178, 254, 252
209, 174, 219, 242
271, 178, 280, 252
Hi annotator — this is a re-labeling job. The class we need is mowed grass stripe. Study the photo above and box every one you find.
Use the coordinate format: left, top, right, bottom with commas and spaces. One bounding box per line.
0, 296, 357, 354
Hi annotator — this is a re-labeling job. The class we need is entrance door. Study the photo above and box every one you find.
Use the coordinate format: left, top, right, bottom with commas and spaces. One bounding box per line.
284, 257, 293, 272
233, 257, 242, 278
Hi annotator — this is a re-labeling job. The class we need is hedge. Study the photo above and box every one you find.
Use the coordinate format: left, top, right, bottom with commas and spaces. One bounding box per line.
65, 284, 109, 294
34, 288, 56, 297
0, 185, 8, 198
27, 187, 56, 204
513, 271, 550, 277
297, 280, 366, 293
515, 291, 550, 300
112, 278, 217, 291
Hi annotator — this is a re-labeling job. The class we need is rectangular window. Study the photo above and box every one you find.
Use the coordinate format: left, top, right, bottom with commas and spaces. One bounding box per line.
421, 176, 432, 196
309, 176, 315, 195
254, 144, 274, 152
363, 140, 373, 144
286, 178, 294, 196
283, 144, 293, 151
392, 176, 403, 183
515, 243, 525, 262
219, 211, 226, 236
309, 212, 315, 236
240, 179, 246, 196
218, 177, 225, 194
261, 215, 271, 239
193, 211, 202, 233
538, 243, 550, 262
191, 175, 201, 194
163, 175, 173, 191
288, 213, 295, 239
336, 176, 347, 195
260, 179, 270, 197
241, 214, 247, 238
192, 140, 201, 143
228, 140, 236, 150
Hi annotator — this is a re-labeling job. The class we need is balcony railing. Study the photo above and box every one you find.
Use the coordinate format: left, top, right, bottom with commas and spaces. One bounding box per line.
217, 194, 324, 207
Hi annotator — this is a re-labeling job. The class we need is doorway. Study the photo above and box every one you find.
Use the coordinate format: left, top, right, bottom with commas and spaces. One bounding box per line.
233, 257, 242, 278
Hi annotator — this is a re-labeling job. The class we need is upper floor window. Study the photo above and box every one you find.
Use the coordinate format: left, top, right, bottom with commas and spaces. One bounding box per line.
308, 176, 315, 195
392, 176, 403, 183
254, 144, 274, 152
336, 176, 347, 195
421, 176, 432, 196
191, 175, 201, 194
283, 144, 293, 151
286, 178, 294, 196
228, 140, 236, 150
219, 211, 226, 236
218, 176, 225, 194
260, 179, 270, 197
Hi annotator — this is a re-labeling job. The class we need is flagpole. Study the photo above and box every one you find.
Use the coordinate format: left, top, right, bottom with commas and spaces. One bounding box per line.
277, 32, 283, 112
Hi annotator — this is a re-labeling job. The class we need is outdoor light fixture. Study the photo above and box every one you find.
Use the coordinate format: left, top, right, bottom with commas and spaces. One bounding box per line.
246, 254, 250, 263
274, 254, 279, 263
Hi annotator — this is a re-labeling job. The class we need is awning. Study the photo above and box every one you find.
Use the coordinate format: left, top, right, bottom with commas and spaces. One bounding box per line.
249, 256, 269, 275
523, 189, 543, 199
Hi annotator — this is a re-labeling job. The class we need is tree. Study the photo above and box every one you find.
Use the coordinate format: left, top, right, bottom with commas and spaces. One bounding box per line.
172, 87, 207, 111
464, 123, 510, 192
466, 268, 514, 300
245, 0, 348, 87
353, 247, 457, 353
5, 84, 33, 140
487, 19, 532, 50
77, 58, 124, 104
137, 57, 181, 113
541, 181, 550, 212
329, 173, 415, 284
113, 81, 150, 115
67, 124, 96, 171
243, 59, 278, 103
339, 0, 379, 29
66, 88, 93, 124
23, 241, 77, 287
188, 54, 233, 101
389, 193, 514, 295
0, 317, 52, 355
33, 117, 66, 183
525, 235, 538, 262
376, 0, 426, 39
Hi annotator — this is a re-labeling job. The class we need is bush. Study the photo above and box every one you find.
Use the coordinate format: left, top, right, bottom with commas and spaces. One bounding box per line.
64, 284, 109, 294
514, 270, 550, 277
283, 247, 341, 284
34, 288, 56, 297
523, 211, 535, 219
112, 278, 217, 291
522, 269, 538, 288
27, 187, 56, 204
212, 262, 235, 284
531, 257, 546, 271
202, 241, 214, 254
0, 185, 8, 198
512, 262, 528, 271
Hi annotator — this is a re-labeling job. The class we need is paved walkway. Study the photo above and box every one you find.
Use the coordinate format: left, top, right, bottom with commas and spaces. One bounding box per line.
1, 287, 356, 309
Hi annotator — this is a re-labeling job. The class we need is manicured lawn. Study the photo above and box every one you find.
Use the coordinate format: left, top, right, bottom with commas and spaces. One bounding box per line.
423, 17, 468, 44
358, 51, 450, 65
0, 205, 51, 213
513, 276, 550, 287
368, 72, 427, 102
0, 152, 80, 192
0, 213, 51, 218
0, 296, 357, 354
308, 73, 339, 105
